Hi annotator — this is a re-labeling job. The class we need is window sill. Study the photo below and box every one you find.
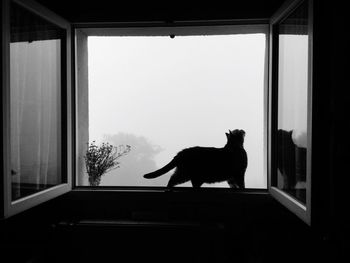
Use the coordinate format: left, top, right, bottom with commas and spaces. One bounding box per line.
65, 186, 270, 206
58, 187, 272, 224
71, 186, 268, 194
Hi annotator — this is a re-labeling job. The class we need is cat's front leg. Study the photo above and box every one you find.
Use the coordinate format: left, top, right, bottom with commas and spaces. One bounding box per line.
227, 179, 239, 188
228, 177, 245, 189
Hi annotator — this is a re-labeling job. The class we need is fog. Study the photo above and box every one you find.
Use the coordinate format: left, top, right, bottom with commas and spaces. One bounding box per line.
88, 34, 266, 188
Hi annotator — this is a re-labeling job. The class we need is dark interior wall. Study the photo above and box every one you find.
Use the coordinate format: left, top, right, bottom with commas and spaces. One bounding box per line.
1, 190, 327, 263
308, 0, 349, 246
0, 0, 4, 221
325, 0, 349, 256
35, 0, 285, 23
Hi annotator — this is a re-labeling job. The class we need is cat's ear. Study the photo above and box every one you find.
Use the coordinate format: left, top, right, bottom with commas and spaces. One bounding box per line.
226, 132, 230, 138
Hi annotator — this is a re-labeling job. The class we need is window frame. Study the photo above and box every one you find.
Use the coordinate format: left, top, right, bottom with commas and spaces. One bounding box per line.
0, 0, 319, 226
1, 0, 72, 218
72, 21, 270, 190
268, 0, 313, 225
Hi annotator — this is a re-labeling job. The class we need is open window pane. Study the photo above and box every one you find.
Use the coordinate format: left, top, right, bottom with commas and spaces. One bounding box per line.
274, 1, 309, 204
10, 2, 65, 200
77, 29, 267, 188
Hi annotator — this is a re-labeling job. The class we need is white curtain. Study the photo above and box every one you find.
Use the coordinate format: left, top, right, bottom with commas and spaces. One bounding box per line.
10, 39, 61, 198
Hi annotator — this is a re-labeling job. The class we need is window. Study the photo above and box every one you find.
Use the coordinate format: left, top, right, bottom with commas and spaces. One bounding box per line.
75, 25, 268, 189
269, 0, 312, 224
1, 0, 315, 225
10, 2, 65, 200
1, 0, 72, 217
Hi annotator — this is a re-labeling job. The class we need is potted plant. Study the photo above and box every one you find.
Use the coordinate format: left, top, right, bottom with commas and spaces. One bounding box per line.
84, 141, 131, 186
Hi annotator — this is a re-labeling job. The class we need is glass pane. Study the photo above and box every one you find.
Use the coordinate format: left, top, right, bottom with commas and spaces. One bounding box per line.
276, 1, 308, 203
77, 32, 266, 188
10, 3, 65, 201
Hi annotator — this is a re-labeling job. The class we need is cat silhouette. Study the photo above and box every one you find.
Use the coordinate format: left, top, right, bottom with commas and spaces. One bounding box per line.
144, 129, 247, 188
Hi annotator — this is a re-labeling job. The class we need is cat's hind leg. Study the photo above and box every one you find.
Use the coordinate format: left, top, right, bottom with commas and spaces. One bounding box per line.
167, 176, 178, 187
167, 174, 189, 188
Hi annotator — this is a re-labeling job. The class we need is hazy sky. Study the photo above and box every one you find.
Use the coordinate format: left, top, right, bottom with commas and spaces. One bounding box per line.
87, 34, 266, 188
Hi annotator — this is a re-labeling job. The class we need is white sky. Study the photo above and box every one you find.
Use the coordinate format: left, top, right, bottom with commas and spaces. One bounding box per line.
87, 34, 267, 188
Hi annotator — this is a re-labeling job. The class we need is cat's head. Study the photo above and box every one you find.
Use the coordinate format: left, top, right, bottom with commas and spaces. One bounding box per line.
225, 129, 245, 147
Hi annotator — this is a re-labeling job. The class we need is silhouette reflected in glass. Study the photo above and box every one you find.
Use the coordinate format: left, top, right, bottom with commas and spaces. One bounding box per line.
277, 129, 306, 203
144, 129, 247, 188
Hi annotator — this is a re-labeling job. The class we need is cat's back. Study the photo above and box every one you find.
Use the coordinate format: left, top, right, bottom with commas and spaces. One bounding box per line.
174, 146, 224, 164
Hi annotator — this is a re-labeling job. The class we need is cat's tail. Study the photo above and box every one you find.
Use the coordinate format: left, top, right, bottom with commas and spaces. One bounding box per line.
143, 158, 177, 179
